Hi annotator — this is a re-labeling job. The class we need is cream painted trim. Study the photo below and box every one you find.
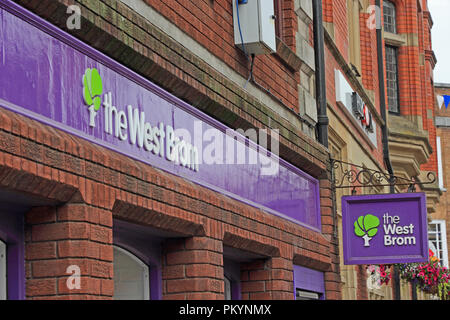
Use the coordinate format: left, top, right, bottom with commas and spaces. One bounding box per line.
384, 31, 407, 47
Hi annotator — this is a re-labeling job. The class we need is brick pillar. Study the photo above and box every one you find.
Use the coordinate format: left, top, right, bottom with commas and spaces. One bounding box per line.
320, 175, 342, 300
162, 236, 224, 299
241, 257, 294, 300
356, 265, 368, 300
25, 203, 113, 299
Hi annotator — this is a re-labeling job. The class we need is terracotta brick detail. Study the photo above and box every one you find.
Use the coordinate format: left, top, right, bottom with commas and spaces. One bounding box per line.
241, 258, 294, 300
25, 203, 113, 299
162, 237, 224, 300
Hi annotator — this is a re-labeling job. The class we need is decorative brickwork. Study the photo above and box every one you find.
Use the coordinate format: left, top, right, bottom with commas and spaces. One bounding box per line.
0, 102, 338, 299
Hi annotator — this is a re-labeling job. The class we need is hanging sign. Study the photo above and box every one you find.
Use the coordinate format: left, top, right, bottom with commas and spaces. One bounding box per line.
342, 193, 429, 265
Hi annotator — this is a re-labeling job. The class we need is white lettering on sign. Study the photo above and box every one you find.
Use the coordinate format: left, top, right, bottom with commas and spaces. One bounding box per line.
382, 213, 416, 247
102, 92, 199, 172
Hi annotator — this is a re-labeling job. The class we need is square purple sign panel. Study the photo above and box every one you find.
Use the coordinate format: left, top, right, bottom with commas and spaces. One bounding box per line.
342, 193, 429, 265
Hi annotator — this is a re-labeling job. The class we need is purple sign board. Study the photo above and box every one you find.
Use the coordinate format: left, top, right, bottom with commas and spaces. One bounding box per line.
342, 193, 429, 265
0, 1, 321, 231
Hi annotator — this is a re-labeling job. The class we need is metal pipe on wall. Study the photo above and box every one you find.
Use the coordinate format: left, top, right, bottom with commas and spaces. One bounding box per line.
312, 0, 329, 148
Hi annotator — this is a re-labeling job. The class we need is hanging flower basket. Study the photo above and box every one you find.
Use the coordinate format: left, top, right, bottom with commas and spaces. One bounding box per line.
423, 284, 439, 295
396, 249, 449, 299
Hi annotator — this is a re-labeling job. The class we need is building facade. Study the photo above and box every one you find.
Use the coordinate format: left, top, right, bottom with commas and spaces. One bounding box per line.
0, 0, 341, 300
0, 0, 443, 301
433, 83, 450, 270
383, 0, 441, 299
322, 0, 389, 300
323, 0, 441, 300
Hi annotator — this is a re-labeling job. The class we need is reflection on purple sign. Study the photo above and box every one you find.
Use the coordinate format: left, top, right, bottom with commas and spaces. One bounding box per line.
342, 193, 429, 265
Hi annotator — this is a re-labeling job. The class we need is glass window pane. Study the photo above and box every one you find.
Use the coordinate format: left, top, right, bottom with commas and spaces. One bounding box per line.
113, 246, 150, 300
385, 46, 399, 113
383, 1, 397, 33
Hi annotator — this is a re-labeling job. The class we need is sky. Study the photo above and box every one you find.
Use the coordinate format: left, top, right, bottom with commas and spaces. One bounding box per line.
429, 0, 450, 84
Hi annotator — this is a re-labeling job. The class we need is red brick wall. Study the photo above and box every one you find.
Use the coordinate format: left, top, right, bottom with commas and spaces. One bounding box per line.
142, 0, 299, 112
360, 0, 381, 112
25, 204, 113, 299
383, 0, 438, 174
162, 237, 224, 299
280, 0, 297, 49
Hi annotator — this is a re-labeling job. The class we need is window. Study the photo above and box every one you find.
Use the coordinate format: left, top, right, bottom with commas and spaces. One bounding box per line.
0, 240, 5, 300
385, 45, 400, 113
113, 246, 150, 300
428, 221, 449, 268
383, 1, 397, 33
223, 258, 241, 300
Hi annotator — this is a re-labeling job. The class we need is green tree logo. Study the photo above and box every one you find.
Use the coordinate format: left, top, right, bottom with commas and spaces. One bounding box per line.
354, 214, 380, 247
82, 68, 103, 127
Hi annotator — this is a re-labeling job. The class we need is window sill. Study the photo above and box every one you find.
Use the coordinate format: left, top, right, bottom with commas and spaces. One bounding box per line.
384, 31, 407, 47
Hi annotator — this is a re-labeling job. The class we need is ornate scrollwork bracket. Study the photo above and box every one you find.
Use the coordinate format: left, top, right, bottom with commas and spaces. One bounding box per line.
330, 159, 436, 193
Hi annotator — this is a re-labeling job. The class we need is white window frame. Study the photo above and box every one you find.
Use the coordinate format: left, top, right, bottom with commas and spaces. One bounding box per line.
429, 220, 449, 268
113, 246, 150, 300
437, 136, 446, 191
0, 240, 6, 300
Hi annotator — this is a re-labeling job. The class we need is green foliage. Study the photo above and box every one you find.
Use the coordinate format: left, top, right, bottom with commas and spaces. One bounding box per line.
83, 68, 103, 111
438, 282, 449, 300
397, 250, 450, 300
354, 214, 380, 237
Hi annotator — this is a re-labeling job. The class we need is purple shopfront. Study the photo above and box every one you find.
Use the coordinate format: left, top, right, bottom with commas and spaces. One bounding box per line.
0, 0, 326, 299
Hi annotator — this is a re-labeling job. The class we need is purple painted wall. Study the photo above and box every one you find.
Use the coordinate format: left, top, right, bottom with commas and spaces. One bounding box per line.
0, 1, 321, 231
293, 265, 325, 299
0, 211, 25, 300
